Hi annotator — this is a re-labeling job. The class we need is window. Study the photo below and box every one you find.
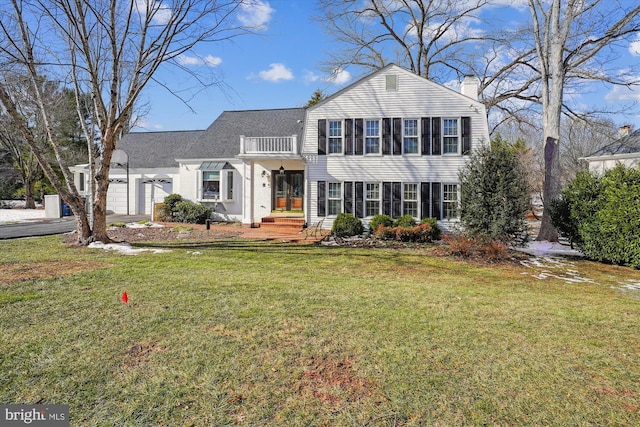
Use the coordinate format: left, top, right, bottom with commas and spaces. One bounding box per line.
328, 120, 343, 154
365, 183, 380, 216
328, 182, 342, 215
443, 119, 459, 154
365, 120, 380, 154
203, 171, 220, 200
404, 119, 419, 154
78, 173, 85, 192
443, 184, 459, 219
225, 170, 234, 200
403, 183, 418, 217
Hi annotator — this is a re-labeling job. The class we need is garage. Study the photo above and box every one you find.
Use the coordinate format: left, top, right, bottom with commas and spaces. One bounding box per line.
139, 178, 172, 215
106, 179, 128, 214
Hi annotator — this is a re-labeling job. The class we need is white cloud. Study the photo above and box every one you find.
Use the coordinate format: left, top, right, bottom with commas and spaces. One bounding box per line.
604, 83, 640, 103
258, 63, 294, 82
134, 0, 173, 25
304, 71, 320, 84
177, 54, 222, 67
238, 0, 274, 31
630, 34, 640, 56
324, 69, 352, 85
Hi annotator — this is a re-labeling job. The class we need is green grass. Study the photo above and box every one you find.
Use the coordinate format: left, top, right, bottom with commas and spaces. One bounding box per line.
1, 236, 640, 425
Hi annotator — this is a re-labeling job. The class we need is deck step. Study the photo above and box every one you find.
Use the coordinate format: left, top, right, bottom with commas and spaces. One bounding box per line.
260, 216, 305, 231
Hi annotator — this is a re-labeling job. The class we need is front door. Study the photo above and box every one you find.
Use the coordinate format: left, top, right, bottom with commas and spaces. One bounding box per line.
274, 170, 303, 211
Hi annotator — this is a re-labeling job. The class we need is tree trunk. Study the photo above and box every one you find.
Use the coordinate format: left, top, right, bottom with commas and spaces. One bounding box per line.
537, 136, 560, 241
23, 177, 36, 209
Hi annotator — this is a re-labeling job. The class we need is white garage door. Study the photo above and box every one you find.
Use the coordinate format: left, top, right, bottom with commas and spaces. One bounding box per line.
139, 179, 172, 215
106, 180, 128, 214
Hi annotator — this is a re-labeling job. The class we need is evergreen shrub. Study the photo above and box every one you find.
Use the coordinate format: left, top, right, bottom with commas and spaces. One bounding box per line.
551, 165, 640, 268
458, 136, 530, 245
331, 213, 364, 237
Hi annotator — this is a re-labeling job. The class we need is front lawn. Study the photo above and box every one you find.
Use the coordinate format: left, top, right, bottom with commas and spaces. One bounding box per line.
1, 236, 639, 425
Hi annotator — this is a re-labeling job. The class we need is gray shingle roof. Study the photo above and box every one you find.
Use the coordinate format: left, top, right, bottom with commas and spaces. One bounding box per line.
118, 108, 306, 168
589, 129, 640, 157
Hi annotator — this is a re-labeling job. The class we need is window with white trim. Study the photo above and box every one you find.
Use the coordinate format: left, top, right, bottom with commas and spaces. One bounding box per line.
443, 118, 459, 154
365, 183, 380, 217
404, 119, 419, 154
443, 184, 459, 219
403, 183, 419, 217
203, 171, 221, 200
328, 182, 342, 215
78, 173, 85, 192
365, 120, 380, 154
224, 170, 233, 200
328, 120, 343, 154
202, 170, 234, 201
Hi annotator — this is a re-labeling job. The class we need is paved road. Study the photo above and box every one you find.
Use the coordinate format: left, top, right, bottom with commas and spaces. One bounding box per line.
0, 215, 150, 240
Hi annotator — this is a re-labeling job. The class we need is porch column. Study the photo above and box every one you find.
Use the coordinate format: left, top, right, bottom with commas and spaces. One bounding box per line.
241, 160, 254, 227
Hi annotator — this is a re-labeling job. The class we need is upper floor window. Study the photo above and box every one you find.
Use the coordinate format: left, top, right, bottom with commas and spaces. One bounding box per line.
365, 120, 380, 154
365, 182, 380, 217
328, 120, 343, 154
328, 182, 342, 215
443, 118, 459, 154
404, 119, 419, 154
443, 183, 459, 219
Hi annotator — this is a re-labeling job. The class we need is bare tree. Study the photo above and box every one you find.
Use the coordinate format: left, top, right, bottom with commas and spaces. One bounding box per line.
316, 0, 494, 82
528, 0, 640, 241
0, 0, 250, 244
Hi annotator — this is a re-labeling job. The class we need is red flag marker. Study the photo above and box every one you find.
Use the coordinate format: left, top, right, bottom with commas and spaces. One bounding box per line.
121, 290, 129, 304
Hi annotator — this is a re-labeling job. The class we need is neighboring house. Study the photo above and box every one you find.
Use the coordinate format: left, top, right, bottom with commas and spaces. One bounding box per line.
71, 64, 490, 230
582, 125, 640, 174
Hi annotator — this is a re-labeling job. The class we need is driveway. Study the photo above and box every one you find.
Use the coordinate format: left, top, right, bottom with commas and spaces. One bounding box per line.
0, 215, 150, 240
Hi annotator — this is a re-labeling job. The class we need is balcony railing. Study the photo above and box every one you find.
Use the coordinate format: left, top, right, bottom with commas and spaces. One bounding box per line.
239, 135, 298, 156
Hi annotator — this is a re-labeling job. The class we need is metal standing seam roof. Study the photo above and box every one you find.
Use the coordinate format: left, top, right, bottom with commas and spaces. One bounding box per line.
117, 108, 306, 168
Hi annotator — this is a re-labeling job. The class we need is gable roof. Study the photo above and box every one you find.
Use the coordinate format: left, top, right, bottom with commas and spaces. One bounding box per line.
306, 63, 484, 112
587, 128, 640, 158
118, 107, 305, 167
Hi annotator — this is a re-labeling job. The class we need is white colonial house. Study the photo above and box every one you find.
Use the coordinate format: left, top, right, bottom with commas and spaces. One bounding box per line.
71, 64, 490, 230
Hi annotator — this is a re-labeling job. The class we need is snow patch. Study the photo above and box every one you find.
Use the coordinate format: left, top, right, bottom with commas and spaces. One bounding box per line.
88, 241, 172, 255
0, 202, 46, 224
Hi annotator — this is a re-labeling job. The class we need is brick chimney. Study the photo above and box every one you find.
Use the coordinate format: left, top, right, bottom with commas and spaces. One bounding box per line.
619, 125, 632, 138
461, 75, 478, 100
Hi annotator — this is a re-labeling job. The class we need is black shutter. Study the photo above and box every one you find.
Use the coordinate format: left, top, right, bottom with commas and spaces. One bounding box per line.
421, 182, 431, 219
431, 117, 441, 155
345, 119, 354, 155
382, 118, 391, 155
355, 119, 364, 155
392, 182, 402, 217
383, 182, 392, 216
431, 182, 441, 220
462, 116, 471, 155
318, 119, 327, 155
421, 117, 431, 155
317, 181, 326, 217
393, 118, 402, 155
344, 181, 353, 214
355, 181, 364, 218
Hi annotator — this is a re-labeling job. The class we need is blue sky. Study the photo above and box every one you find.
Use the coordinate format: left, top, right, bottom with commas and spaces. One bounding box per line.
136, 0, 640, 133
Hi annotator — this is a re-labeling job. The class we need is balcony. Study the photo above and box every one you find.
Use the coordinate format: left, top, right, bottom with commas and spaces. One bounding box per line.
238, 135, 300, 158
